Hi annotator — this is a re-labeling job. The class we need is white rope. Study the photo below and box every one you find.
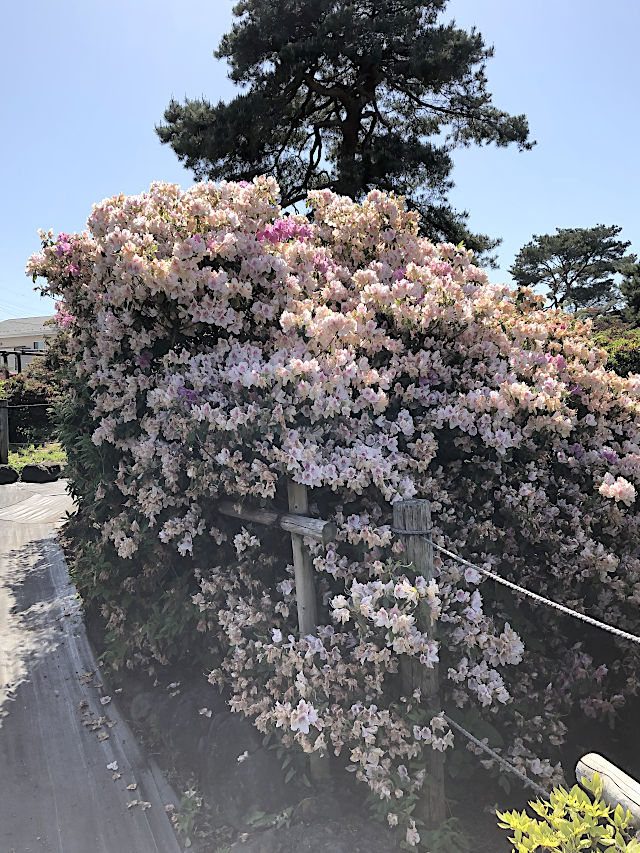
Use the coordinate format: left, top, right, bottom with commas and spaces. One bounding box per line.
427, 539, 640, 647
443, 713, 549, 798
389, 529, 639, 799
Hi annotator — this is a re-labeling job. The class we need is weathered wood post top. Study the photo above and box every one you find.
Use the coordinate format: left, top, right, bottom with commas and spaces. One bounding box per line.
576, 753, 640, 826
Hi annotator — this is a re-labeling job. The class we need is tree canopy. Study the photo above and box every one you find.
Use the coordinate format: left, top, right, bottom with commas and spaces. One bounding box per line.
510, 225, 636, 313
156, 0, 533, 259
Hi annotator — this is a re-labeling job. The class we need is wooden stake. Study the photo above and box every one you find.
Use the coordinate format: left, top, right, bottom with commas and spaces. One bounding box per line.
287, 481, 318, 637
393, 499, 446, 828
287, 480, 330, 783
0, 400, 8, 465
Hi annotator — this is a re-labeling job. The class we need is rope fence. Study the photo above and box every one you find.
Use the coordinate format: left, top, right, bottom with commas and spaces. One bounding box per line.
387, 518, 640, 806
208, 506, 640, 812
422, 532, 640, 801
0, 404, 634, 816
426, 538, 640, 647
442, 714, 548, 798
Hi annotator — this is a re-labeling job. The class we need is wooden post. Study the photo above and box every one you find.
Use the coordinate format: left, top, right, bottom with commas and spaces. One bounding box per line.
287, 481, 318, 637
576, 753, 640, 826
0, 399, 8, 465
287, 480, 331, 782
393, 499, 446, 828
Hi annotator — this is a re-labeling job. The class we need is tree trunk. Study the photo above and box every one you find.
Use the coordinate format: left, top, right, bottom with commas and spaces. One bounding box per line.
336, 108, 361, 199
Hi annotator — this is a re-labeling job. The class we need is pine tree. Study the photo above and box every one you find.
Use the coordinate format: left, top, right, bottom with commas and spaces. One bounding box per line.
157, 0, 533, 259
621, 261, 640, 321
510, 225, 635, 313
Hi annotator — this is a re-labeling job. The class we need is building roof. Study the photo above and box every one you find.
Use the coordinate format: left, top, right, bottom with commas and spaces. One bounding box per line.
0, 316, 56, 338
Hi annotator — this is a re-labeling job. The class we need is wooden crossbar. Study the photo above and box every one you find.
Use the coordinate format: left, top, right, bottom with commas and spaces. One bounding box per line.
216, 499, 336, 545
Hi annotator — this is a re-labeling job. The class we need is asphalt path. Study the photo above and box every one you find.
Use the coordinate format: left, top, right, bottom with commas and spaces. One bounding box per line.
0, 481, 182, 853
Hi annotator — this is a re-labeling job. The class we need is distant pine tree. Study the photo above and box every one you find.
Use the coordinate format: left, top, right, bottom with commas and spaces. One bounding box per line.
510, 225, 636, 313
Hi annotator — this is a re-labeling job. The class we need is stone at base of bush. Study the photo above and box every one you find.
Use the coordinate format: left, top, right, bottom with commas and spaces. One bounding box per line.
20, 463, 61, 483
0, 465, 19, 484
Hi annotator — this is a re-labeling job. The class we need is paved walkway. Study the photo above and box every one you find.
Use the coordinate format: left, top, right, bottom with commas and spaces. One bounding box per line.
0, 481, 182, 853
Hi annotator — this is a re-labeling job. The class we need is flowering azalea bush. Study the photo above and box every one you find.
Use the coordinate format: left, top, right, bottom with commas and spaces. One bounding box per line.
28, 178, 640, 848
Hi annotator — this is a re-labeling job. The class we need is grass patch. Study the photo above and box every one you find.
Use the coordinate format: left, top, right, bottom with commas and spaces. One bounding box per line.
8, 442, 67, 473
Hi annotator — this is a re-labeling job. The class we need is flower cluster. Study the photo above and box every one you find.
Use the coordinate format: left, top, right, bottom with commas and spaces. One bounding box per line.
54, 299, 76, 328
28, 177, 640, 848
598, 473, 636, 505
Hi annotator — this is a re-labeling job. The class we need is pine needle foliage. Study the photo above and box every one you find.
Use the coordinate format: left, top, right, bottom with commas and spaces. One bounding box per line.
157, 0, 533, 259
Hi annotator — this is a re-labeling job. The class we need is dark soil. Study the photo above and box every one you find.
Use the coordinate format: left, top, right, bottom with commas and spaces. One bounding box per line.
82, 604, 405, 852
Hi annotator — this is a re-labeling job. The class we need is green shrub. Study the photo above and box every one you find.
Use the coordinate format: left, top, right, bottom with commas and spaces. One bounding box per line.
593, 324, 640, 377
8, 442, 66, 473
497, 773, 640, 852
0, 357, 64, 445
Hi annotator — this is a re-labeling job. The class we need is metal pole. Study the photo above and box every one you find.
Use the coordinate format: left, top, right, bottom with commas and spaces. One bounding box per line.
393, 499, 446, 828
0, 400, 8, 465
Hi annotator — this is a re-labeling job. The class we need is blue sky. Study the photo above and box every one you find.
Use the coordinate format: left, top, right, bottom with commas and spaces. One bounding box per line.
1, 0, 638, 320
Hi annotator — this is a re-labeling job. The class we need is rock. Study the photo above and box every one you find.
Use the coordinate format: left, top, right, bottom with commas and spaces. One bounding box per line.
20, 463, 59, 483
216, 747, 291, 830
181, 681, 229, 721
292, 794, 344, 823
162, 693, 214, 766
202, 716, 290, 829
230, 818, 399, 852
129, 684, 232, 779
0, 465, 19, 484
205, 713, 263, 770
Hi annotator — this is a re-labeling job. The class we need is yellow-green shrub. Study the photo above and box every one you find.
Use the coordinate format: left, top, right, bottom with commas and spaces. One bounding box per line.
497, 773, 640, 852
